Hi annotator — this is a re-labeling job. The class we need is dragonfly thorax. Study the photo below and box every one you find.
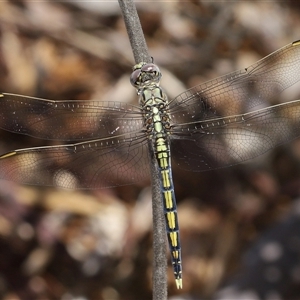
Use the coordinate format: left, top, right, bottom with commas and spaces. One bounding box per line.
138, 86, 171, 139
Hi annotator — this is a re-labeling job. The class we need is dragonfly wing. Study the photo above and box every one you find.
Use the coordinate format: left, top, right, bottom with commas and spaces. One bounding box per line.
171, 99, 300, 171
0, 132, 150, 189
0, 93, 143, 141
169, 41, 300, 124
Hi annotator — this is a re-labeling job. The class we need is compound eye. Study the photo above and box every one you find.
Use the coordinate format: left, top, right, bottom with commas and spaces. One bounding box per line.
141, 63, 160, 74
130, 69, 141, 86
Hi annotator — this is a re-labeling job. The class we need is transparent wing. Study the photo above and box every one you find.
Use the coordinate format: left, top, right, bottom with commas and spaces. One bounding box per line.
171, 99, 300, 171
168, 40, 300, 171
169, 41, 300, 124
0, 93, 143, 141
0, 132, 150, 189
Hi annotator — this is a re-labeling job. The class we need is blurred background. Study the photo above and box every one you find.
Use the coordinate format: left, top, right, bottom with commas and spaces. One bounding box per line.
1, 1, 300, 299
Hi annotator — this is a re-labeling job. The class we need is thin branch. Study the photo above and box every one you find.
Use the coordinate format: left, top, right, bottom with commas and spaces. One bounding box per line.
118, 1, 168, 299
118, 0, 151, 64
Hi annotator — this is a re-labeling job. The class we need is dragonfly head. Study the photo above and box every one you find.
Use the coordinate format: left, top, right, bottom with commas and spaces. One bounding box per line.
130, 62, 162, 89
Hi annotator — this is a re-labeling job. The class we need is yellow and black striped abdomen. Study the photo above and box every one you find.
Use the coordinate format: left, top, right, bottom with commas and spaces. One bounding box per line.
155, 136, 182, 289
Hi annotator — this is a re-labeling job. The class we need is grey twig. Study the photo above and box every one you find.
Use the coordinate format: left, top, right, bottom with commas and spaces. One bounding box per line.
118, 0, 167, 299
118, 0, 151, 64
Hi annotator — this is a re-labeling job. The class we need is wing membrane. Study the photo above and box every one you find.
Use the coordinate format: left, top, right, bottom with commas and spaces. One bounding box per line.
0, 93, 143, 141
0, 132, 150, 189
169, 41, 300, 124
171, 99, 300, 171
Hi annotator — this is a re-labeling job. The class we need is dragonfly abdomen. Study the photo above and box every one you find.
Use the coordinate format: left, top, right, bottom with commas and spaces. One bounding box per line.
154, 135, 182, 289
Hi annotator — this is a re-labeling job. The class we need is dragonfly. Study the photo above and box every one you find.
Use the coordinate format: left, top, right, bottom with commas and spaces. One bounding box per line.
1, 40, 300, 289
